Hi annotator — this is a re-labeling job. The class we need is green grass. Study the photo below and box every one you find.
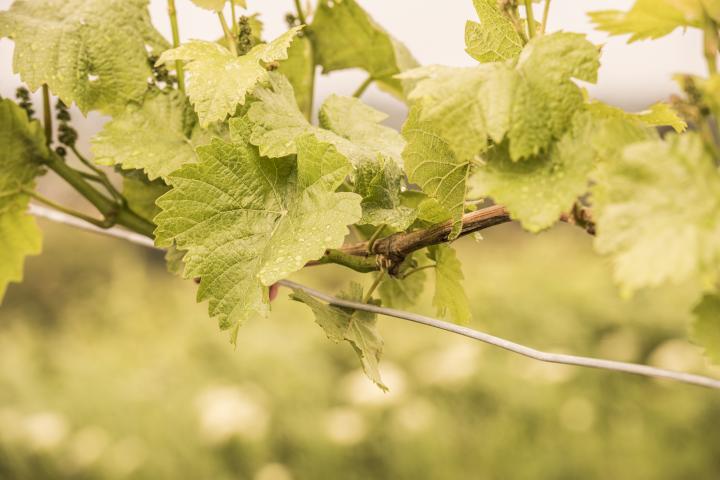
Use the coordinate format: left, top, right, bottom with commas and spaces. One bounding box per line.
1, 221, 719, 479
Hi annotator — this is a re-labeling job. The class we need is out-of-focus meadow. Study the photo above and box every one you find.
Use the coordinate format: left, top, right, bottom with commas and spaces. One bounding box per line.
1, 219, 719, 479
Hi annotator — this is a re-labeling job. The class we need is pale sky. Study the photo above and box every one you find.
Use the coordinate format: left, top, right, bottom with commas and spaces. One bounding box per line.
0, 0, 706, 132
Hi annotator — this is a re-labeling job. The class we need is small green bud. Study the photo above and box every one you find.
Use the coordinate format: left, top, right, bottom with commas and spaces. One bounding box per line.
15, 86, 30, 100
15, 87, 35, 119
236, 16, 256, 56
55, 99, 71, 121
58, 123, 78, 147
285, 13, 298, 28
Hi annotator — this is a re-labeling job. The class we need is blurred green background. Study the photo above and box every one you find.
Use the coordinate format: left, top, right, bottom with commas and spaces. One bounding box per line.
1, 220, 719, 479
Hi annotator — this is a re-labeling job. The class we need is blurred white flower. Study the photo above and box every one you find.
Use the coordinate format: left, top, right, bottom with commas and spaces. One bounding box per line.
22, 411, 69, 451
517, 358, 577, 383
559, 396, 596, 433
323, 407, 367, 446
255, 462, 294, 480
195, 385, 269, 443
342, 362, 407, 406
413, 342, 481, 386
649, 339, 705, 373
67, 426, 110, 468
106, 437, 146, 476
392, 398, 435, 434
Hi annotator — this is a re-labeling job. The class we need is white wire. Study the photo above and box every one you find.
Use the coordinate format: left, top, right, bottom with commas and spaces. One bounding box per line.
29, 204, 720, 390
280, 280, 720, 390
29, 204, 156, 248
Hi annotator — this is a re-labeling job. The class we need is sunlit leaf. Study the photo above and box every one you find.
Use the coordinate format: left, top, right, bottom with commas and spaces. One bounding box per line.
154, 129, 361, 338
0, 0, 168, 113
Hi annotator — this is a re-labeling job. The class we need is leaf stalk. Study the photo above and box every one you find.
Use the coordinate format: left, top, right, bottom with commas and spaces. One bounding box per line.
44, 153, 155, 237
541, 0, 552, 35
366, 223, 385, 253
402, 264, 435, 279
70, 145, 123, 203
42, 84, 52, 145
167, 0, 186, 93
363, 271, 386, 303
703, 16, 719, 74
218, 11, 238, 56
524, 0, 537, 39
294, 0, 308, 25
352, 76, 374, 98
230, 0, 238, 35
23, 188, 115, 228
294, 0, 315, 120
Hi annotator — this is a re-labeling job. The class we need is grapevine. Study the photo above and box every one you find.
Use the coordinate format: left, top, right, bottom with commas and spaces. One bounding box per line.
1, 0, 719, 391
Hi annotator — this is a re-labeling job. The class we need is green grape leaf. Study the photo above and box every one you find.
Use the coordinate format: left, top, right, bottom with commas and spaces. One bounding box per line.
191, 0, 226, 11
354, 156, 416, 230
277, 35, 315, 118
589, 0, 704, 42
586, 101, 687, 133
593, 132, 720, 295
415, 198, 453, 227
703, 0, 720, 21
247, 13, 263, 39
477, 64, 518, 145
157, 26, 302, 127
0, 0, 168, 114
402, 33, 600, 162
318, 94, 405, 164
0, 99, 48, 300
164, 244, 187, 277
247, 73, 404, 164
465, 0, 523, 63
375, 40, 420, 100
402, 105, 470, 239
0, 210, 42, 301
291, 282, 386, 390
122, 175, 170, 222
692, 293, 720, 364
0, 101, 47, 211
508, 32, 600, 160
398, 191, 453, 229
588, 117, 659, 163
92, 91, 207, 181
428, 245, 472, 325
154, 131, 361, 337
400, 65, 492, 161
379, 253, 428, 310
244, 72, 311, 157
471, 112, 597, 233
688, 74, 720, 120
310, 0, 419, 99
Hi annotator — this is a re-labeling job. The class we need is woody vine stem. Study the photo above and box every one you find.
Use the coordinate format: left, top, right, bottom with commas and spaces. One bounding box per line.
3, 0, 720, 396
28, 204, 720, 391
